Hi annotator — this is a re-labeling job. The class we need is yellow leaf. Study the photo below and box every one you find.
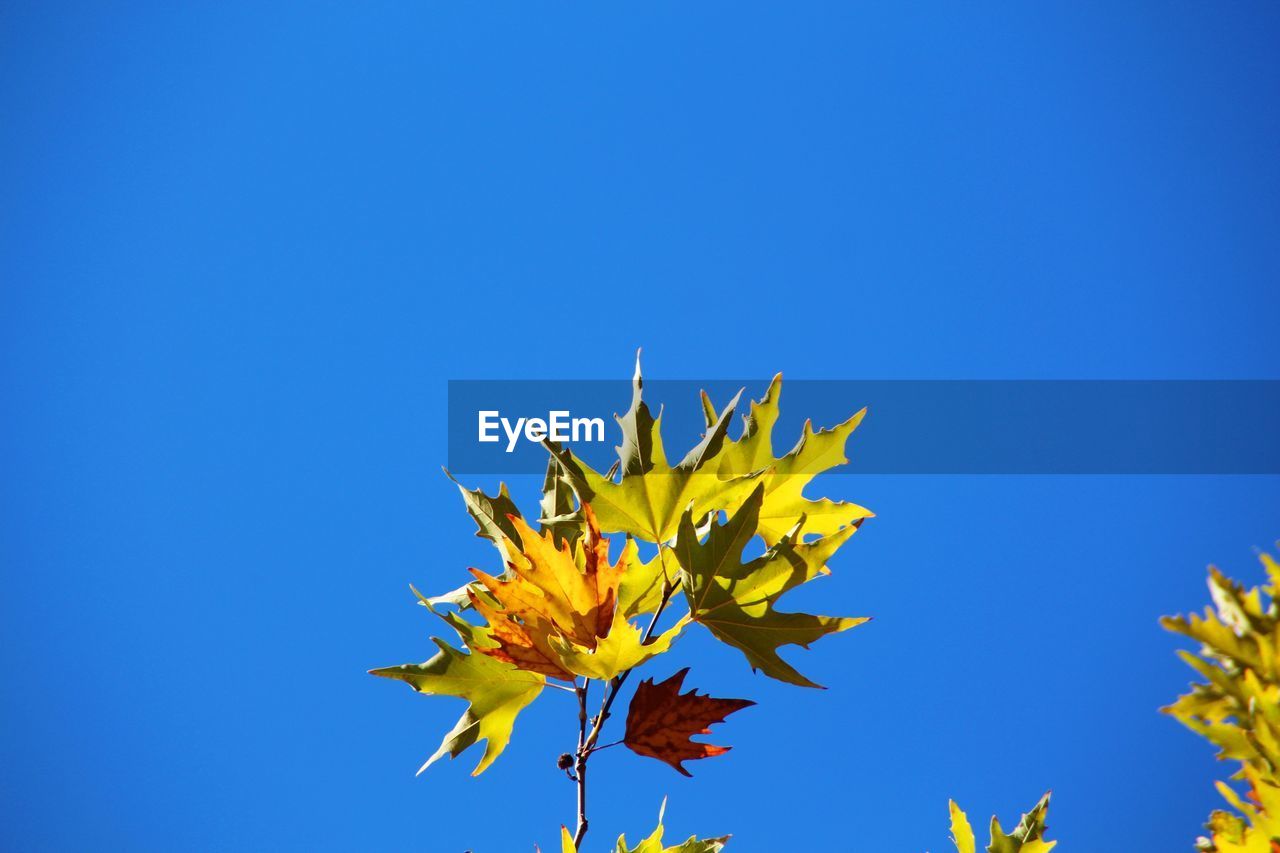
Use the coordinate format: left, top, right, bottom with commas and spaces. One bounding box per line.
550, 612, 689, 682
704, 374, 873, 545
368, 625, 544, 776
545, 355, 763, 544
948, 801, 975, 853
949, 793, 1055, 853
472, 508, 623, 651
617, 539, 671, 620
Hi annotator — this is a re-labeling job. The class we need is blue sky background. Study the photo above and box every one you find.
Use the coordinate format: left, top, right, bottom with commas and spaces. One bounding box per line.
3, 3, 1280, 851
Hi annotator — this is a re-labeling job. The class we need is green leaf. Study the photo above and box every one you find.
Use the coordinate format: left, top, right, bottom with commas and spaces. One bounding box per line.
986, 792, 1056, 853
437, 464, 584, 607
612, 801, 730, 853
425, 470, 527, 609
368, 611, 543, 776
703, 374, 873, 545
947, 795, 1055, 853
617, 826, 730, 852
444, 468, 524, 561
621, 831, 731, 853
539, 455, 583, 547
544, 354, 762, 544
675, 484, 867, 687
559, 802, 729, 853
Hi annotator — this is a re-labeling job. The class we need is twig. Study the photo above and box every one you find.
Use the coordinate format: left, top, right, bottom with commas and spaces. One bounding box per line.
570, 547, 682, 848
573, 681, 589, 844
587, 739, 623, 755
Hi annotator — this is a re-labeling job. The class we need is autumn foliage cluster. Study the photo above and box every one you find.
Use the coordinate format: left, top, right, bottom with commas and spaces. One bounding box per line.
368, 357, 1280, 850
369, 360, 1064, 850
372, 359, 880, 849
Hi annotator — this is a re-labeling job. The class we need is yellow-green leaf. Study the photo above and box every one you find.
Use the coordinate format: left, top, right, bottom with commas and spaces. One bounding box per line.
549, 613, 689, 682
544, 355, 762, 544
675, 484, 866, 687
617, 539, 673, 620
560, 800, 730, 853
369, 623, 543, 776
949, 801, 976, 853
444, 468, 525, 562
986, 792, 1056, 853
948, 794, 1055, 853
703, 374, 873, 545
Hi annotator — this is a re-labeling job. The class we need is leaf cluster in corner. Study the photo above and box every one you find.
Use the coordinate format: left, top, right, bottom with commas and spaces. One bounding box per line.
1164, 545, 1280, 852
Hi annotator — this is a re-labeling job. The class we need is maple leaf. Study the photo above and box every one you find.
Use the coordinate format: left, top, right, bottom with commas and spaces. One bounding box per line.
675, 484, 867, 687
368, 608, 544, 776
465, 589, 576, 681
470, 506, 624, 653
445, 468, 526, 561
622, 668, 753, 776
948, 793, 1056, 853
465, 504, 685, 681
701, 374, 872, 545
544, 354, 763, 544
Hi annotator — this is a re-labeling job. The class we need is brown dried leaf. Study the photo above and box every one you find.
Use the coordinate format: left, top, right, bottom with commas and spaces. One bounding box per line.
623, 668, 754, 776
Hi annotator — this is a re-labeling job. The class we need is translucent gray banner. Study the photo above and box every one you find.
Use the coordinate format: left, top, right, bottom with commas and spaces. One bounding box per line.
447, 380, 1280, 475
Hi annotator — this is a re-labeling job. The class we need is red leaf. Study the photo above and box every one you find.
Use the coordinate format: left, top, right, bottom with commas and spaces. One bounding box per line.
623, 668, 754, 776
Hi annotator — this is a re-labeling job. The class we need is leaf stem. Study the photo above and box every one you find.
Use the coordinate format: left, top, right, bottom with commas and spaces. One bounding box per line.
586, 739, 623, 754
545, 681, 578, 693
571, 553, 682, 847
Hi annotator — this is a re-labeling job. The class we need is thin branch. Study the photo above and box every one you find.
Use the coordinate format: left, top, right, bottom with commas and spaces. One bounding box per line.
573, 680, 590, 845
570, 545, 684, 848
582, 560, 680, 753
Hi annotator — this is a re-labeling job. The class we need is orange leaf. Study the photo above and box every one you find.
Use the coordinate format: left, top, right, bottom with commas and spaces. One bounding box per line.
465, 590, 575, 681
468, 503, 626, 678
623, 668, 754, 776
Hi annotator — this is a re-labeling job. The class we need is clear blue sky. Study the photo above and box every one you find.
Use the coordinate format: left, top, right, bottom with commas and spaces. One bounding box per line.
3, 3, 1279, 851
